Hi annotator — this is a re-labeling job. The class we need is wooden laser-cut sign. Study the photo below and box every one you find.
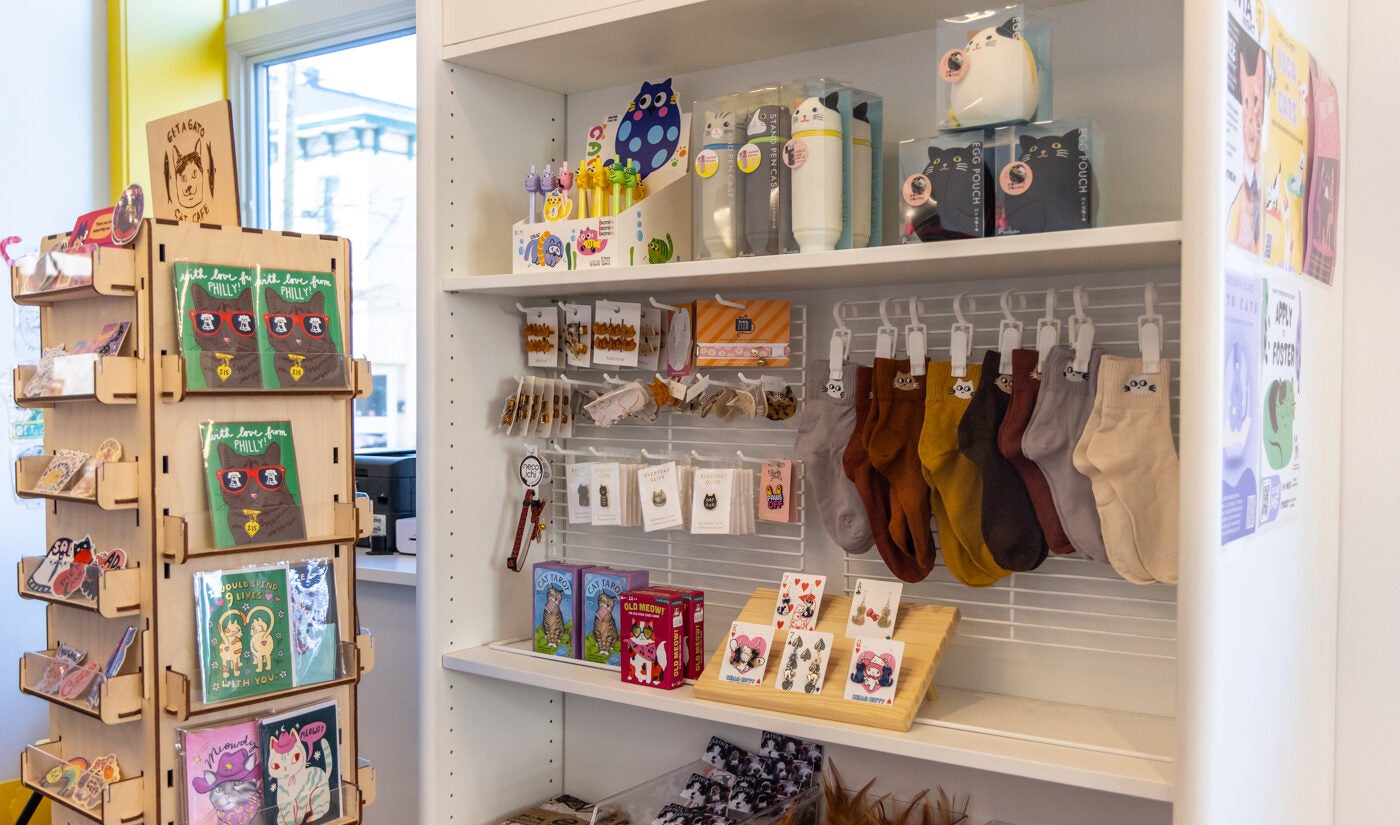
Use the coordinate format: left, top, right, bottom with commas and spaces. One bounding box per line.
146, 100, 241, 226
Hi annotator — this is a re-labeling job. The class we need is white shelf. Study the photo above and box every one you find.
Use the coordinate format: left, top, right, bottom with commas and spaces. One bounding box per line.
441, 222, 1182, 298
442, 0, 1087, 95
443, 640, 1174, 802
356, 550, 417, 587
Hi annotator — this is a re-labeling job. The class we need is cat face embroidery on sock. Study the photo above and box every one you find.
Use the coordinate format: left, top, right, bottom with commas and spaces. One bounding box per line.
1124, 376, 1158, 394
893, 371, 920, 391
995, 374, 1013, 394
1062, 363, 1090, 383
949, 379, 975, 399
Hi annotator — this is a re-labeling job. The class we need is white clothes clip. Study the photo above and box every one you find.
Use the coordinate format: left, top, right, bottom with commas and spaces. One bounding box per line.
997, 290, 1023, 375
905, 297, 928, 377
875, 298, 898, 360
1036, 288, 1061, 375
1069, 286, 1096, 374
950, 293, 974, 378
1138, 281, 1163, 375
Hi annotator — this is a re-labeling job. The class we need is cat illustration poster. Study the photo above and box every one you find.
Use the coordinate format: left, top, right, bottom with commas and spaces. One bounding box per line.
259, 699, 341, 825
581, 567, 648, 665
1301, 54, 1339, 286
195, 564, 294, 703
1221, 265, 1262, 546
845, 578, 902, 640
201, 421, 307, 549
1257, 276, 1301, 530
288, 559, 339, 686
146, 100, 241, 226
255, 268, 347, 389
772, 573, 826, 631
1261, 12, 1308, 274
176, 263, 262, 390
1224, 12, 1266, 256
181, 720, 263, 825
845, 637, 904, 706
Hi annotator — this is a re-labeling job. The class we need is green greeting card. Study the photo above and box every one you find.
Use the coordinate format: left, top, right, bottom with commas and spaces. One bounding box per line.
196, 564, 294, 703
201, 421, 306, 549
174, 263, 261, 390
254, 268, 347, 389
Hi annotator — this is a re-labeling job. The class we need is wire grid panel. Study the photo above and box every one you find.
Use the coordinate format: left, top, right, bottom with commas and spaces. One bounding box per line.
542, 304, 808, 617
838, 279, 1179, 660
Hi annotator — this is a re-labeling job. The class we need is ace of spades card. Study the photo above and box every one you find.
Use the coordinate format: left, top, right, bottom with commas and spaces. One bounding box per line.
774, 629, 834, 696
772, 573, 826, 631
845, 578, 903, 640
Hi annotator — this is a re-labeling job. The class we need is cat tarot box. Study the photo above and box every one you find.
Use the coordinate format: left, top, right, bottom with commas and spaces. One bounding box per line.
533, 562, 587, 658
580, 567, 649, 666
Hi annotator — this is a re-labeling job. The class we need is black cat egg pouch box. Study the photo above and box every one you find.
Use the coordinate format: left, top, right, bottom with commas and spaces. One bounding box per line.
936, 5, 1052, 131
255, 267, 347, 389
992, 118, 1100, 236
175, 262, 261, 390
533, 561, 587, 658
899, 134, 993, 242
581, 567, 649, 665
201, 421, 307, 548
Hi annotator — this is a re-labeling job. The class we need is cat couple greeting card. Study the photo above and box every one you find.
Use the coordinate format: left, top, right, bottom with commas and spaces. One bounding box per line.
175, 262, 347, 391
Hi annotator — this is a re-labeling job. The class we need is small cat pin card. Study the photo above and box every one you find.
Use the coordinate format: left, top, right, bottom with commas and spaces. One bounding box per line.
717, 621, 773, 686
638, 462, 684, 532
772, 573, 826, 631
774, 629, 833, 695
565, 462, 593, 524
258, 698, 341, 825
689, 468, 734, 535
201, 421, 306, 548
845, 637, 905, 707
255, 268, 347, 389
180, 719, 263, 825
845, 579, 903, 640
146, 100, 241, 225
175, 263, 261, 390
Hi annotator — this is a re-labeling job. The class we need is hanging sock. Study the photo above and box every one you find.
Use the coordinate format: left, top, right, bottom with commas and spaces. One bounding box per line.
1021, 346, 1109, 562
862, 359, 939, 580
998, 348, 1075, 555
958, 350, 1048, 571
796, 361, 874, 553
1078, 356, 1178, 584
840, 366, 913, 578
919, 360, 1010, 587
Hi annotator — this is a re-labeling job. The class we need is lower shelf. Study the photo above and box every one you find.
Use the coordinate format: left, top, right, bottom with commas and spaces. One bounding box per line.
21, 739, 144, 825
443, 640, 1174, 802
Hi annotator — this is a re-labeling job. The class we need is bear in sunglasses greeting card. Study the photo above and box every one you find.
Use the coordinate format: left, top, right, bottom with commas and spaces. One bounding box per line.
202, 421, 306, 549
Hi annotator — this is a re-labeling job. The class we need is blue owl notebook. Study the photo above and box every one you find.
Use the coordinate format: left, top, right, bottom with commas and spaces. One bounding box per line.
201, 421, 307, 549
259, 698, 342, 825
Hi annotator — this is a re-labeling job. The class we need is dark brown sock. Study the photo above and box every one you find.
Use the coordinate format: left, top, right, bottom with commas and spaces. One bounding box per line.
999, 349, 1075, 554
842, 366, 927, 581
957, 351, 1048, 571
863, 359, 937, 579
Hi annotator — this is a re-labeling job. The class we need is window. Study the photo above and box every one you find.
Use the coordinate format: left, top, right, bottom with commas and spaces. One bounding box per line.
227, 1, 416, 450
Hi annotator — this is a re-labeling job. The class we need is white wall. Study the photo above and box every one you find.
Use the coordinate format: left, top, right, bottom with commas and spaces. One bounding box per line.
0, 0, 107, 763
1335, 0, 1399, 819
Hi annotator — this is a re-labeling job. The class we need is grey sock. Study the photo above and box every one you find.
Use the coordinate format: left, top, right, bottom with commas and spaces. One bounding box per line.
796, 361, 874, 553
1020, 346, 1107, 562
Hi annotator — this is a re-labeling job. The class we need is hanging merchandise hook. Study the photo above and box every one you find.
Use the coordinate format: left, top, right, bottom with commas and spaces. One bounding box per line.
640, 448, 678, 461
545, 439, 592, 457
1069, 286, 1096, 374
649, 296, 682, 312
557, 372, 606, 389
714, 293, 746, 310
827, 300, 853, 396
997, 289, 1024, 375
906, 296, 929, 377
950, 293, 974, 378
735, 450, 781, 465
875, 297, 899, 360
1138, 281, 1163, 375
1036, 288, 1061, 375
602, 373, 630, 385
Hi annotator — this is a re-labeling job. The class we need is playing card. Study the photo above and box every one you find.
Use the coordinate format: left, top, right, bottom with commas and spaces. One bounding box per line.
772, 573, 827, 631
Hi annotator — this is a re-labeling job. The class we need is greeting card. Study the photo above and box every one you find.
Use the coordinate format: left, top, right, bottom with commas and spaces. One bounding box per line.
195, 564, 294, 703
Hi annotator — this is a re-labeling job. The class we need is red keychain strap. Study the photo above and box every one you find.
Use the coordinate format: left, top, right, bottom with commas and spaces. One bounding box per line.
506, 489, 545, 572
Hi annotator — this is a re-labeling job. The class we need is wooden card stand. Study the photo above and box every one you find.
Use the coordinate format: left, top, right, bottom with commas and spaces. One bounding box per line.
691, 588, 959, 732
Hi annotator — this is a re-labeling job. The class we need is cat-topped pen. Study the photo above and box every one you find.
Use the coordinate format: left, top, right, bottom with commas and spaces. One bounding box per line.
525, 165, 541, 223
789, 93, 843, 253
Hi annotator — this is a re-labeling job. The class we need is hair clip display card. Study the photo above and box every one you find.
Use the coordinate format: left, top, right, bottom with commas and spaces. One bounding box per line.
772, 572, 826, 631
593, 300, 641, 368
499, 376, 525, 434
638, 307, 664, 371
845, 578, 903, 640
846, 637, 904, 706
564, 304, 593, 368
775, 629, 833, 695
718, 621, 773, 686
523, 306, 561, 369
664, 303, 695, 378
694, 299, 791, 367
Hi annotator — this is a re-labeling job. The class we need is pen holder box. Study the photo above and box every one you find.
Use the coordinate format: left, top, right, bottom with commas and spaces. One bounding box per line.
781, 78, 883, 254
898, 133, 994, 243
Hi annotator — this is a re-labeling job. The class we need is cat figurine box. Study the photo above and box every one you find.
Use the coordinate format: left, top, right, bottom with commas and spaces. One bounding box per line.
512, 78, 692, 274
936, 5, 1052, 131
899, 134, 993, 242
201, 421, 307, 548
649, 585, 705, 679
619, 589, 685, 689
992, 119, 1101, 236
533, 562, 587, 658
581, 567, 649, 666
781, 79, 884, 253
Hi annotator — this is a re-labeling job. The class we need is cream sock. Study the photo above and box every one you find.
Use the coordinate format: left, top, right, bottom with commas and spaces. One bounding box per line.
1083, 357, 1178, 584
1073, 356, 1154, 584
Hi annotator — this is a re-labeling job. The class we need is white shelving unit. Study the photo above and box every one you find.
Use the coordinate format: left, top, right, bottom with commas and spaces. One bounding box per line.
417, 1, 1349, 824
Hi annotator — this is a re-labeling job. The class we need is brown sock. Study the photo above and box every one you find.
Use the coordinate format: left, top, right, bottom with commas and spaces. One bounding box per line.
957, 350, 1048, 571
862, 359, 937, 580
919, 360, 1011, 587
840, 367, 915, 578
998, 349, 1075, 554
